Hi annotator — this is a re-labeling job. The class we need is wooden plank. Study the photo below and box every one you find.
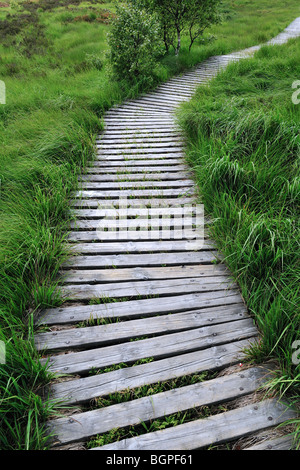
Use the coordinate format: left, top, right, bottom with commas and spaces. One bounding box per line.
104, 119, 175, 126
67, 229, 204, 242
245, 435, 296, 450
103, 124, 179, 130
37, 292, 244, 326
48, 339, 257, 404
61, 264, 227, 284
69, 220, 202, 232
74, 189, 195, 199
79, 172, 191, 182
35, 305, 250, 353
96, 154, 185, 161
68, 240, 214, 254
96, 142, 184, 150
72, 206, 200, 217
97, 147, 183, 155
100, 129, 180, 136
78, 181, 194, 190
61, 278, 234, 301
62, 251, 217, 269
85, 166, 189, 173
90, 159, 184, 167
41, 318, 257, 374
69, 197, 195, 209
96, 137, 183, 145
47, 366, 270, 445
152, 88, 193, 98
93, 399, 296, 450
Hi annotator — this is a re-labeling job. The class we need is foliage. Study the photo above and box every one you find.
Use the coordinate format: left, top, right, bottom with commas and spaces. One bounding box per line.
107, 3, 164, 84
131, 0, 222, 54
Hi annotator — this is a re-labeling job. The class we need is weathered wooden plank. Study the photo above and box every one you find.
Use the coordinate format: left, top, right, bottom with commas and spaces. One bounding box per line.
97, 142, 184, 151
96, 154, 185, 161
47, 366, 270, 445
79, 172, 191, 182
93, 399, 296, 450
61, 277, 234, 301
97, 147, 183, 156
104, 119, 175, 126
105, 109, 171, 116
245, 435, 296, 450
61, 264, 227, 284
63, 251, 218, 269
68, 240, 214, 254
96, 137, 183, 145
90, 159, 184, 167
78, 181, 194, 190
41, 318, 257, 374
35, 305, 250, 353
72, 206, 200, 219
74, 189, 196, 199
69, 197, 195, 209
100, 129, 180, 137
70, 215, 201, 230
103, 124, 179, 130
38, 292, 243, 326
85, 165, 189, 173
67, 229, 204, 242
49, 339, 257, 404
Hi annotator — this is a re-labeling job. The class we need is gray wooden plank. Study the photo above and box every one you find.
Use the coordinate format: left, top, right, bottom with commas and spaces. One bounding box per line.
245, 435, 296, 450
35, 305, 250, 353
78, 181, 194, 190
41, 318, 257, 374
97, 147, 183, 156
90, 159, 184, 167
69, 197, 195, 209
68, 240, 214, 254
67, 229, 203, 242
38, 292, 244, 326
48, 339, 257, 405
70, 214, 201, 230
61, 277, 234, 301
93, 399, 296, 450
72, 206, 200, 219
96, 137, 183, 145
74, 189, 195, 199
61, 264, 227, 284
85, 166, 189, 173
97, 142, 184, 150
47, 366, 270, 445
62, 251, 218, 269
79, 172, 192, 182
103, 124, 178, 130
100, 129, 180, 136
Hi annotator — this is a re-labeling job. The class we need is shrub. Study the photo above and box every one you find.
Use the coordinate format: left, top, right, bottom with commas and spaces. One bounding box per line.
107, 3, 164, 85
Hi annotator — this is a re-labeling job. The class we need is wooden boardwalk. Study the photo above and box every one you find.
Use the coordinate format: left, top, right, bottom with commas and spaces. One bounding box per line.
36, 20, 300, 450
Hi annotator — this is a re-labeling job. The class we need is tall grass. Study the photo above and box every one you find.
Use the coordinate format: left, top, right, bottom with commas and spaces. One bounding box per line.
178, 39, 300, 440
1, 0, 300, 449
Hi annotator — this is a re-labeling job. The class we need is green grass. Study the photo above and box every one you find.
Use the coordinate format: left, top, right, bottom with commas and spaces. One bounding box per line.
178, 38, 300, 445
1, 0, 300, 450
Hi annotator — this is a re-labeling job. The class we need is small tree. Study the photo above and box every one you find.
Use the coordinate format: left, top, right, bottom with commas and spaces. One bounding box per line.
107, 3, 164, 84
132, 0, 222, 55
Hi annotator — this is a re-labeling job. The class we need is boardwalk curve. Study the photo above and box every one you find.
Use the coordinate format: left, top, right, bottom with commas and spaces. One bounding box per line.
36, 19, 300, 450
